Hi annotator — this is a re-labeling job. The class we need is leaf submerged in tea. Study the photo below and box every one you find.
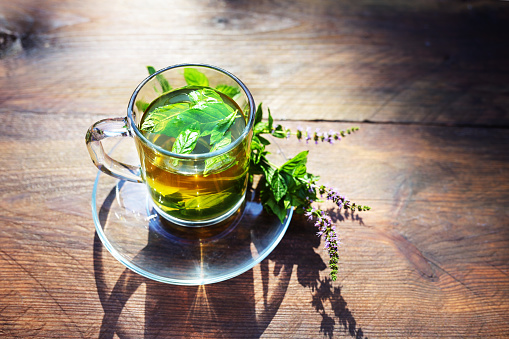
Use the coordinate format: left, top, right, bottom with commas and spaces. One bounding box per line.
140, 86, 243, 156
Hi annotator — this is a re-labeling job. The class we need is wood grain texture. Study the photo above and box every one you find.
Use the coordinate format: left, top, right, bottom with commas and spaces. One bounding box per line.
1, 0, 508, 125
1, 0, 508, 338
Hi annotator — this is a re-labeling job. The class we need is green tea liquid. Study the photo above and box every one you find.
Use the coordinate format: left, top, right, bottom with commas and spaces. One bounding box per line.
137, 87, 249, 223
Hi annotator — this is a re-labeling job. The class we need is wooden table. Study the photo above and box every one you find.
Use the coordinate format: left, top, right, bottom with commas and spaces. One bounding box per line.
1, 0, 508, 337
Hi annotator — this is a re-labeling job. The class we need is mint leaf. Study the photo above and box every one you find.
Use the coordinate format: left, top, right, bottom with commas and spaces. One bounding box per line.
172, 128, 200, 154
203, 154, 236, 176
289, 189, 307, 207
185, 192, 233, 210
188, 87, 223, 105
249, 137, 267, 167
216, 84, 240, 98
209, 110, 237, 146
271, 170, 288, 202
253, 104, 270, 134
147, 66, 171, 92
136, 100, 149, 112
184, 68, 209, 86
140, 102, 191, 137
203, 133, 236, 176
261, 190, 287, 223
178, 104, 232, 134
254, 121, 269, 134
186, 88, 235, 135
147, 66, 157, 75
280, 151, 309, 175
210, 132, 232, 152
292, 163, 307, 178
257, 135, 270, 146
155, 191, 184, 210
279, 170, 297, 192
260, 159, 275, 182
254, 103, 263, 126
252, 106, 286, 138
268, 107, 274, 131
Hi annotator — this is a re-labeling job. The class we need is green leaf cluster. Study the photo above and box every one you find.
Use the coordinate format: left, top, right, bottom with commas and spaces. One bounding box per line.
142, 91, 235, 156
249, 104, 319, 223
140, 67, 243, 163
148, 66, 240, 99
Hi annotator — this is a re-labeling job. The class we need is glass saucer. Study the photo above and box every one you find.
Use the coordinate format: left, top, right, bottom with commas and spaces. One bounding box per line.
91, 138, 292, 285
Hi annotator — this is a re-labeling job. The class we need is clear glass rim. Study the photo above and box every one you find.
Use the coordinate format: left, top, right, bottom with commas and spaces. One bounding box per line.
127, 63, 256, 160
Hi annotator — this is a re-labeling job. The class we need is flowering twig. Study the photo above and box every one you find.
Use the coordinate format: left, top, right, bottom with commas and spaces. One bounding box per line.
256, 114, 360, 145
250, 104, 370, 281
296, 126, 360, 144
303, 184, 370, 280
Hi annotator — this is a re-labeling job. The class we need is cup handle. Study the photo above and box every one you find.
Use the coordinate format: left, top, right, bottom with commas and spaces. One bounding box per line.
86, 117, 142, 183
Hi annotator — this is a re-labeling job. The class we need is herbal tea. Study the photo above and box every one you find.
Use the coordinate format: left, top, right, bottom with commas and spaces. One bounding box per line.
136, 86, 250, 222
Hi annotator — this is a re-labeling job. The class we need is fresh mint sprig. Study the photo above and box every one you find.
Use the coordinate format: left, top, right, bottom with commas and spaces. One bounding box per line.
249, 103, 370, 280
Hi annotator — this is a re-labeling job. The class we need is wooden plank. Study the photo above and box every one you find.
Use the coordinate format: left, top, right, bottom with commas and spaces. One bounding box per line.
1, 0, 508, 126
1, 0, 509, 337
0, 114, 508, 337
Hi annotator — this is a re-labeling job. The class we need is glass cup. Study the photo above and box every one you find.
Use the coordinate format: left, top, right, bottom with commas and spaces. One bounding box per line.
86, 64, 255, 227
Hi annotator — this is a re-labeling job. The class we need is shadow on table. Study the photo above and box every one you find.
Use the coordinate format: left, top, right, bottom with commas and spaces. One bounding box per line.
93, 186, 367, 338
271, 213, 368, 339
